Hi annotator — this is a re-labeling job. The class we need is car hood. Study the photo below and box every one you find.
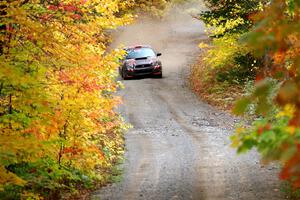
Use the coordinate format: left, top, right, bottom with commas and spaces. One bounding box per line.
126, 57, 158, 65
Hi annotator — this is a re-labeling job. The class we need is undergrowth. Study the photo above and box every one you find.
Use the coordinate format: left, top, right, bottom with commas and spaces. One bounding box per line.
190, 52, 244, 111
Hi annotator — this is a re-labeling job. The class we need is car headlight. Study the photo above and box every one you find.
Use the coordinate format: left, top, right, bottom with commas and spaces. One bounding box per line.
152, 61, 159, 66
127, 64, 134, 69
126, 59, 136, 69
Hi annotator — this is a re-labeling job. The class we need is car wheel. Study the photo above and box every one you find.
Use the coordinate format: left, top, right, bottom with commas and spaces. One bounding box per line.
155, 73, 162, 78
118, 67, 122, 77
122, 69, 129, 80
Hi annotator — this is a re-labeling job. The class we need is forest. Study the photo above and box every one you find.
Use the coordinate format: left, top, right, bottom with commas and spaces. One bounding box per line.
0, 0, 299, 199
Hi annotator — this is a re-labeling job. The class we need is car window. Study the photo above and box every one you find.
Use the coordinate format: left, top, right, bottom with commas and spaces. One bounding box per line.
126, 48, 156, 59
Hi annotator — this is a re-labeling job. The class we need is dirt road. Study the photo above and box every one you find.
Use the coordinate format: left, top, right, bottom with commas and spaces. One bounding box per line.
92, 3, 283, 200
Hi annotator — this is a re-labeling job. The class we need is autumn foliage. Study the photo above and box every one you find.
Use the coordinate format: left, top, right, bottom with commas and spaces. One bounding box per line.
230, 0, 300, 189
0, 0, 135, 198
190, 0, 263, 110
193, 0, 300, 191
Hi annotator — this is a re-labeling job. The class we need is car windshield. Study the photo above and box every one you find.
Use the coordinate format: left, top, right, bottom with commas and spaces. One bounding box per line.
126, 48, 156, 59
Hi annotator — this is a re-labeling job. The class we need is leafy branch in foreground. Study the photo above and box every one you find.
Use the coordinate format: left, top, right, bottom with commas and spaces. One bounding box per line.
232, 0, 300, 188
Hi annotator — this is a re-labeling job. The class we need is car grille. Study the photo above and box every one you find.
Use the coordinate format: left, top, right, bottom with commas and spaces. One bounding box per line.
135, 68, 153, 74
135, 64, 152, 69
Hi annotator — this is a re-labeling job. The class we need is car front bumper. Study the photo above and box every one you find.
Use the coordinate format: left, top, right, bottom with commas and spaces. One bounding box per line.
126, 67, 162, 77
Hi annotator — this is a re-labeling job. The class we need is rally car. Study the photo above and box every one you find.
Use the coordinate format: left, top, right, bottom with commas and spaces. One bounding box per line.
119, 45, 162, 79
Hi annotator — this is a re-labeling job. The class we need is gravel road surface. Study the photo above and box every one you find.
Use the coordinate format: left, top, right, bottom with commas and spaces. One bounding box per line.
92, 3, 283, 200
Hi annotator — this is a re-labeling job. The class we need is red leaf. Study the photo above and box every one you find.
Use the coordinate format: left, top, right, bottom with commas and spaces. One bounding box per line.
62, 4, 78, 12
48, 5, 58, 11
257, 127, 264, 135
71, 14, 82, 20
255, 74, 264, 83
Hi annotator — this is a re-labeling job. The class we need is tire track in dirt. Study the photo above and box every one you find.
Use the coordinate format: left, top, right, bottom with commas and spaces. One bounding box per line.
156, 92, 204, 142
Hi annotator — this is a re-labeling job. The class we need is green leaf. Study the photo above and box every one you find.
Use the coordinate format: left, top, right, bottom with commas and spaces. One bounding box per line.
233, 97, 251, 115
237, 139, 257, 153
253, 80, 272, 97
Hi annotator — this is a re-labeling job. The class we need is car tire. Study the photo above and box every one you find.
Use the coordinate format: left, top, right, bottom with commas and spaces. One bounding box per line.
155, 73, 162, 78
122, 69, 129, 80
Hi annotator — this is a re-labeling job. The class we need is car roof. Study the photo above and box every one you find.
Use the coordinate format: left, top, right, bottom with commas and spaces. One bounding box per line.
124, 45, 152, 51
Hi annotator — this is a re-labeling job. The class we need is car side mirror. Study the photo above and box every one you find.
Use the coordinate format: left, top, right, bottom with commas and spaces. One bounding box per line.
157, 53, 162, 56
